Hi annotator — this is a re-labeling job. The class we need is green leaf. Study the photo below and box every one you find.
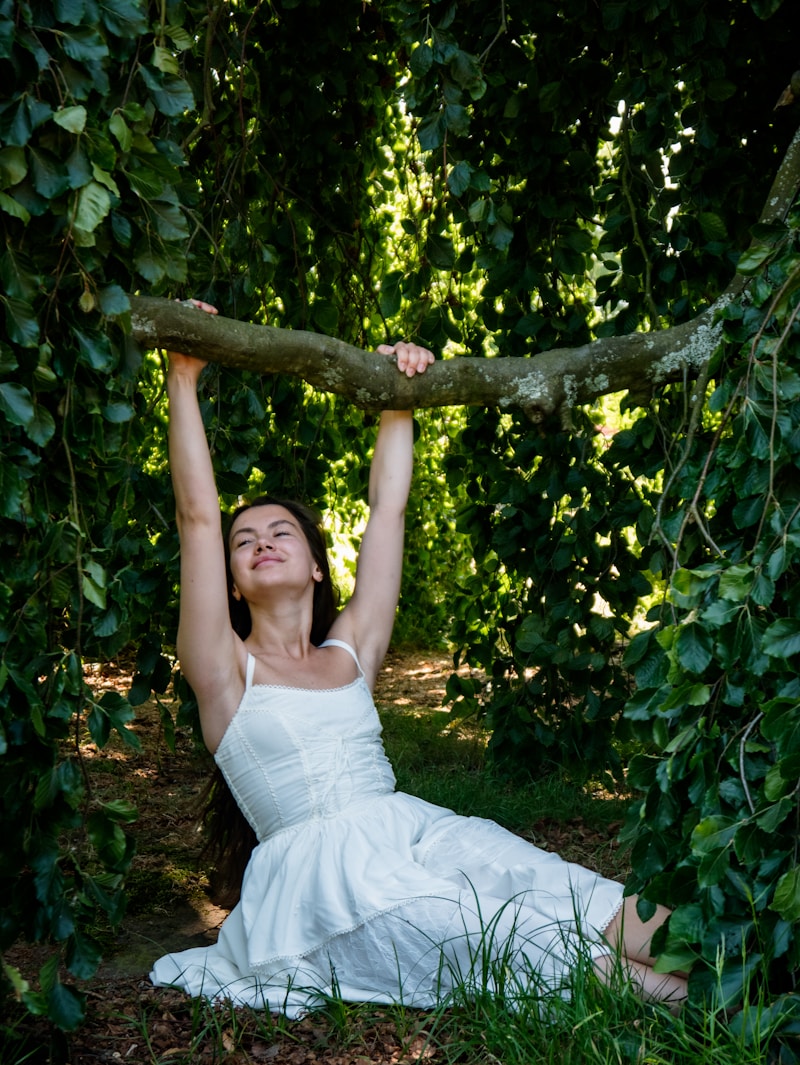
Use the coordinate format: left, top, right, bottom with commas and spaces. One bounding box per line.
749, 0, 783, 18
410, 42, 433, 78
26, 404, 56, 446
53, 105, 87, 134
539, 81, 561, 113
0, 381, 34, 426
426, 233, 455, 270
448, 160, 471, 197
55, 0, 86, 24
75, 328, 115, 371
138, 67, 195, 117
87, 810, 134, 871
99, 0, 148, 35
489, 220, 514, 251
692, 815, 736, 854
93, 165, 120, 198
29, 147, 70, 198
108, 112, 132, 152
379, 271, 403, 318
0, 190, 31, 223
97, 284, 130, 316
150, 200, 189, 241
98, 690, 141, 750
763, 619, 800, 659
126, 166, 166, 199
133, 247, 166, 283
82, 558, 107, 609
699, 212, 728, 242
102, 402, 134, 423
101, 799, 138, 823
418, 112, 446, 152
468, 197, 487, 222
772, 868, 800, 922
666, 902, 705, 942
736, 242, 774, 275
698, 846, 732, 887
311, 300, 338, 334
444, 104, 470, 136
88, 705, 110, 748
3, 296, 40, 346
675, 622, 713, 674
62, 27, 108, 63
653, 948, 697, 973
449, 50, 485, 99
0, 145, 27, 188
718, 563, 753, 602
670, 565, 718, 606
66, 932, 102, 980
166, 25, 193, 50
706, 79, 737, 102
4, 96, 52, 147
152, 44, 180, 75
47, 980, 85, 1031
554, 244, 585, 276
685, 683, 711, 706
74, 181, 111, 234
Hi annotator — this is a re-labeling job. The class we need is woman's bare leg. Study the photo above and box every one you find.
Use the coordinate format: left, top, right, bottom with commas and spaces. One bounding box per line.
595, 895, 688, 1007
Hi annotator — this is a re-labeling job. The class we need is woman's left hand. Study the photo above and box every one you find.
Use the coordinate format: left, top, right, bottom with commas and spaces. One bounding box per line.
377, 341, 435, 378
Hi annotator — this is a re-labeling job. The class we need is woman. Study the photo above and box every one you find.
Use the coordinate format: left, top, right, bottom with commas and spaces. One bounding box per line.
150, 301, 687, 1016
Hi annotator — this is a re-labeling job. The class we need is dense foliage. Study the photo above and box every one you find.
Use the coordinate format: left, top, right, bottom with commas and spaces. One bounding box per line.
1, 0, 798, 1040
620, 218, 800, 1036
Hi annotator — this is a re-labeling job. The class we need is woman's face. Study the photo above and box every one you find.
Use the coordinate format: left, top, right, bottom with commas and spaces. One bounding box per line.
228, 504, 323, 603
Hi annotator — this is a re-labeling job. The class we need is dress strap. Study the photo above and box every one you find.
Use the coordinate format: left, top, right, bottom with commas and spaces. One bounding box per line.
245, 653, 256, 690
319, 638, 364, 676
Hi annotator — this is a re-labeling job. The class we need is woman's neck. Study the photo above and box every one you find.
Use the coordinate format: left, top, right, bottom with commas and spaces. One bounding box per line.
245, 601, 315, 661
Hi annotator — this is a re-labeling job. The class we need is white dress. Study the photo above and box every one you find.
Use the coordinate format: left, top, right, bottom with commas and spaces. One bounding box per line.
150, 640, 624, 1016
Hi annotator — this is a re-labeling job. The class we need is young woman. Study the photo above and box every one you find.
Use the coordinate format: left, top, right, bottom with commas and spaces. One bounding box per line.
150, 302, 687, 1016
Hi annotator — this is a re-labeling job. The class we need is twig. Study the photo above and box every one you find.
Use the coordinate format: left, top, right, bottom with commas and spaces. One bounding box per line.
740, 712, 764, 815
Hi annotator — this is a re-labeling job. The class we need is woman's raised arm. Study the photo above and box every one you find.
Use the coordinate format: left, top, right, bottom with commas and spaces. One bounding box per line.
167, 303, 244, 730
330, 341, 434, 688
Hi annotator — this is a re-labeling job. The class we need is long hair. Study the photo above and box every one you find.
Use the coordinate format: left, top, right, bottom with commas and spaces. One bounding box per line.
199, 496, 340, 908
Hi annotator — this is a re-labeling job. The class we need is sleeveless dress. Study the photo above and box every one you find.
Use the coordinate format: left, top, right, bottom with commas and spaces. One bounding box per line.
150, 640, 624, 1017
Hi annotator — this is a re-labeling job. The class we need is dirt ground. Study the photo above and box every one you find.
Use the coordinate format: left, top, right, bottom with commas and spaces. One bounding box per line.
3, 649, 624, 1064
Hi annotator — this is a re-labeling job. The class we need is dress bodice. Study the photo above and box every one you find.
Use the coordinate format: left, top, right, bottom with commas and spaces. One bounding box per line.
213, 640, 396, 841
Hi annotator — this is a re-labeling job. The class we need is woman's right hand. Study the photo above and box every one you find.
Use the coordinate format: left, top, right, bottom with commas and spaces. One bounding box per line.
167, 300, 219, 380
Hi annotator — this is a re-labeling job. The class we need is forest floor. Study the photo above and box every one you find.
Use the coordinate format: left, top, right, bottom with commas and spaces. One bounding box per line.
4, 650, 628, 1065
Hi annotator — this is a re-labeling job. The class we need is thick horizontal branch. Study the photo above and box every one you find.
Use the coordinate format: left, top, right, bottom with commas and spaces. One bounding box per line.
130, 295, 726, 421
130, 123, 800, 422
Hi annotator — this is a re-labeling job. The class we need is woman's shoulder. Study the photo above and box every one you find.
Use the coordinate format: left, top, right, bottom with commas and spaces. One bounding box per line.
319, 637, 363, 674
324, 614, 383, 691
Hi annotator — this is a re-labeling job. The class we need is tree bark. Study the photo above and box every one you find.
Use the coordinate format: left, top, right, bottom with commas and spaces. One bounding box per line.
129, 125, 800, 422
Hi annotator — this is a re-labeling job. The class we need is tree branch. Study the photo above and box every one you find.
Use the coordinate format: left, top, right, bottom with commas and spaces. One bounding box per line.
129, 125, 800, 421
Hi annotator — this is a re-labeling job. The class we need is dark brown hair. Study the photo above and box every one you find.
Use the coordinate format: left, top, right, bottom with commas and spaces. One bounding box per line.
199, 496, 340, 908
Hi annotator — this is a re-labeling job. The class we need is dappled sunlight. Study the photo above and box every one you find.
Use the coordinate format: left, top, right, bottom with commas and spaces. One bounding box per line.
375, 649, 456, 711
